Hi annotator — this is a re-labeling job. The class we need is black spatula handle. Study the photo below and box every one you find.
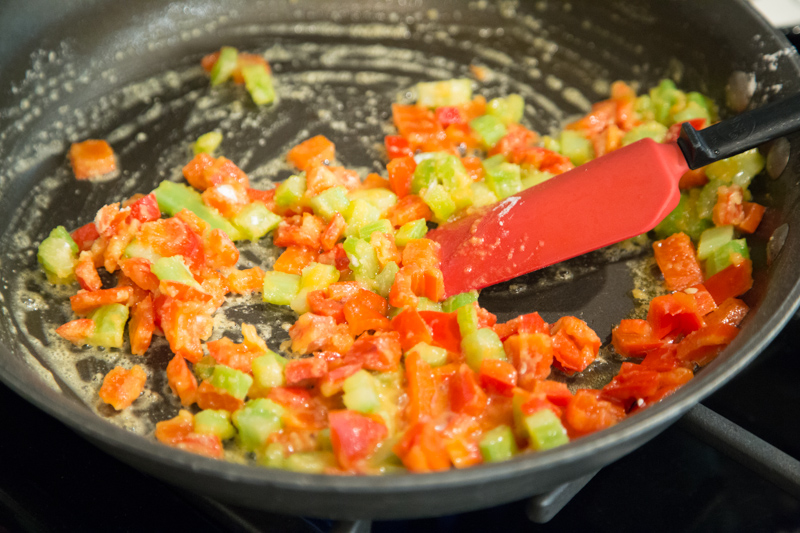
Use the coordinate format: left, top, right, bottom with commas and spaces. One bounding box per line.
678, 92, 800, 169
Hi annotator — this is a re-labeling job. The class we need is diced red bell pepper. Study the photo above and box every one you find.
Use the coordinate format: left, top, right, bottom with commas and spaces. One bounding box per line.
196, 380, 244, 412
273, 246, 318, 276
391, 306, 434, 351
611, 319, 664, 357
319, 362, 363, 397
387, 156, 416, 200
129, 295, 155, 356
678, 167, 709, 190
391, 104, 446, 153
503, 333, 553, 389
98, 365, 147, 410
371, 232, 401, 267
565, 100, 616, 137
226, 267, 265, 294
71, 222, 100, 252
202, 228, 239, 269
385, 135, 415, 160
478, 359, 518, 397
419, 310, 462, 354
646, 292, 704, 339
461, 156, 484, 181
320, 213, 347, 252
736, 202, 766, 234
688, 284, 717, 316
273, 213, 325, 249
550, 316, 601, 375
246, 187, 277, 211
393, 421, 451, 473
207, 337, 258, 374
704, 298, 749, 327
155, 410, 223, 459
450, 363, 488, 416
386, 194, 433, 227
289, 313, 339, 355
343, 331, 403, 372
343, 289, 391, 337
493, 311, 549, 341
75, 253, 102, 291
307, 290, 346, 323
712, 185, 745, 227
56, 318, 95, 345
488, 123, 540, 159
563, 389, 626, 439
159, 298, 212, 363
405, 351, 436, 424
166, 354, 198, 406
285, 356, 328, 387
704, 258, 753, 305
70, 286, 133, 316
401, 238, 441, 269
287, 135, 335, 171
68, 139, 117, 180
531, 380, 574, 407
128, 193, 161, 223
676, 323, 740, 367
435, 106, 465, 126
652, 232, 704, 291
329, 410, 387, 471
600, 362, 661, 406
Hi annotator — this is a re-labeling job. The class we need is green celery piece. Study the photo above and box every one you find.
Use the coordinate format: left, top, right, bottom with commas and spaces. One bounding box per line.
310, 186, 350, 222
697, 225, 734, 260
687, 91, 718, 122
541, 135, 561, 153
343, 369, 381, 413
672, 101, 710, 124
344, 198, 381, 238
193, 355, 216, 381
232, 202, 282, 241
411, 153, 471, 208
442, 291, 479, 312
634, 94, 655, 122
88, 304, 129, 348
210, 46, 238, 86
697, 179, 725, 220
37, 226, 79, 283
233, 398, 285, 452
621, 121, 668, 146
654, 190, 713, 241
523, 409, 569, 451
471, 181, 499, 208
258, 442, 286, 469
209, 365, 253, 401
343, 236, 381, 282
366, 435, 404, 470
360, 219, 394, 242
241, 63, 276, 105
411, 158, 439, 194
153, 181, 242, 240
705, 239, 749, 278
193, 131, 223, 155
559, 130, 594, 166
262, 271, 301, 305
284, 451, 338, 473
251, 351, 287, 390
194, 409, 236, 440
705, 148, 765, 189
479, 425, 518, 462
275, 174, 307, 208
422, 182, 456, 223
317, 427, 333, 451
375, 261, 399, 299
457, 304, 480, 337
123, 239, 162, 264
436, 154, 471, 193
407, 342, 448, 367
486, 94, 524, 124
348, 188, 398, 215
649, 79, 680, 125
469, 114, 508, 149
394, 219, 428, 247
416, 297, 443, 312
416, 78, 472, 107
521, 167, 555, 190
483, 155, 522, 200
462, 328, 506, 372
151, 256, 200, 287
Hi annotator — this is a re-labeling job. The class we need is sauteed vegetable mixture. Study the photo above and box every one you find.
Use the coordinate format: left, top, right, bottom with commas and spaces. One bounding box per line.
38, 48, 763, 474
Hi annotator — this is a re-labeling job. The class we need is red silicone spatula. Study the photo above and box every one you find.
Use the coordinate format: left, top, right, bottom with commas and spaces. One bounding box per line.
429, 93, 800, 297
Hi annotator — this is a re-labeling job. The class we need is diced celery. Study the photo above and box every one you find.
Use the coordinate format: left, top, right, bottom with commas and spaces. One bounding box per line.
416, 297, 442, 312
705, 239, 749, 278
348, 188, 398, 215
394, 219, 428, 247
343, 369, 381, 414
251, 351, 287, 390
193, 131, 223, 155
416, 78, 472, 108
697, 225, 734, 260
153, 181, 242, 240
523, 409, 569, 451
635, 94, 655, 122
422, 183, 456, 223
275, 174, 307, 208
412, 154, 471, 209
479, 425, 518, 462
345, 199, 382, 238
705, 148, 765, 189
37, 226, 79, 283
343, 236, 381, 281
194, 356, 216, 381
209, 46, 238, 86
87, 304, 129, 348
697, 179, 725, 220
241, 63, 276, 106
483, 155, 522, 200
442, 290, 479, 312
687, 91, 718, 122
262, 271, 301, 305
521, 167, 554, 189
649, 79, 680, 125
310, 186, 350, 222
654, 190, 713, 241
284, 451, 338, 473
123, 239, 162, 264
462, 328, 506, 372
151, 256, 200, 288
209, 365, 254, 401
232, 202, 282, 241
672, 101, 710, 124
457, 304, 480, 337
542, 135, 561, 153
469, 115, 507, 149
360, 219, 394, 242
317, 427, 333, 451
471, 181, 499, 208
486, 94, 525, 124
621, 121, 668, 146
412, 158, 438, 194
233, 398, 284, 452
407, 342, 448, 367
258, 442, 286, 469
559, 130, 595, 166
375, 261, 399, 299
194, 409, 236, 440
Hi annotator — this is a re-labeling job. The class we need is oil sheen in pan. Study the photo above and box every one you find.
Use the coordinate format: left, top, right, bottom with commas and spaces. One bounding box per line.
0, 6, 676, 459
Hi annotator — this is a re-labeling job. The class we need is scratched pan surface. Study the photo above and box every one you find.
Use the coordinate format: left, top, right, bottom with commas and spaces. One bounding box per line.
1, 0, 800, 520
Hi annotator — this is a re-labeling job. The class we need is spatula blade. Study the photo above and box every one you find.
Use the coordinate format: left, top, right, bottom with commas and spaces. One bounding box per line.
429, 139, 689, 297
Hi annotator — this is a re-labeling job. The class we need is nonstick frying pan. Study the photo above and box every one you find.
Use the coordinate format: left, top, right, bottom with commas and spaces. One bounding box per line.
1, 0, 800, 520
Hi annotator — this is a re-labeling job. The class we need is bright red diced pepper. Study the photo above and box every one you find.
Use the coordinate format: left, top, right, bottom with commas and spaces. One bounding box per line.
704, 298, 749, 327
329, 410, 387, 471
393, 421, 451, 473
385, 135, 415, 160
549, 316, 600, 375
129, 295, 155, 356
128, 193, 161, 223
287, 135, 335, 171
435, 106, 465, 126
289, 313, 339, 355
652, 232, 704, 291
343, 289, 390, 337
704, 258, 753, 305
600, 362, 661, 406
450, 363, 488, 416
56, 318, 95, 345
736, 202, 766, 234
712, 185, 745, 227
386, 194, 433, 227
391, 307, 434, 351
196, 380, 244, 412
68, 139, 117, 180
70, 286, 133, 316
563, 389, 626, 439
419, 310, 462, 354
166, 354, 198, 407
478, 359, 518, 397
663, 118, 706, 144
611, 319, 664, 357
676, 323, 740, 367
98, 365, 147, 410
503, 333, 553, 389
285, 356, 328, 386
646, 292, 705, 340
71, 222, 100, 251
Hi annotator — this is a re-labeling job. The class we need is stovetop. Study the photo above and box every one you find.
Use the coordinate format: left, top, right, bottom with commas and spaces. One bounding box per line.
2, 316, 799, 533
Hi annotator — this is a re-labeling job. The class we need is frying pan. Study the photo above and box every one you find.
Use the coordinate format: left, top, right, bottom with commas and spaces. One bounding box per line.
1, 0, 799, 520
